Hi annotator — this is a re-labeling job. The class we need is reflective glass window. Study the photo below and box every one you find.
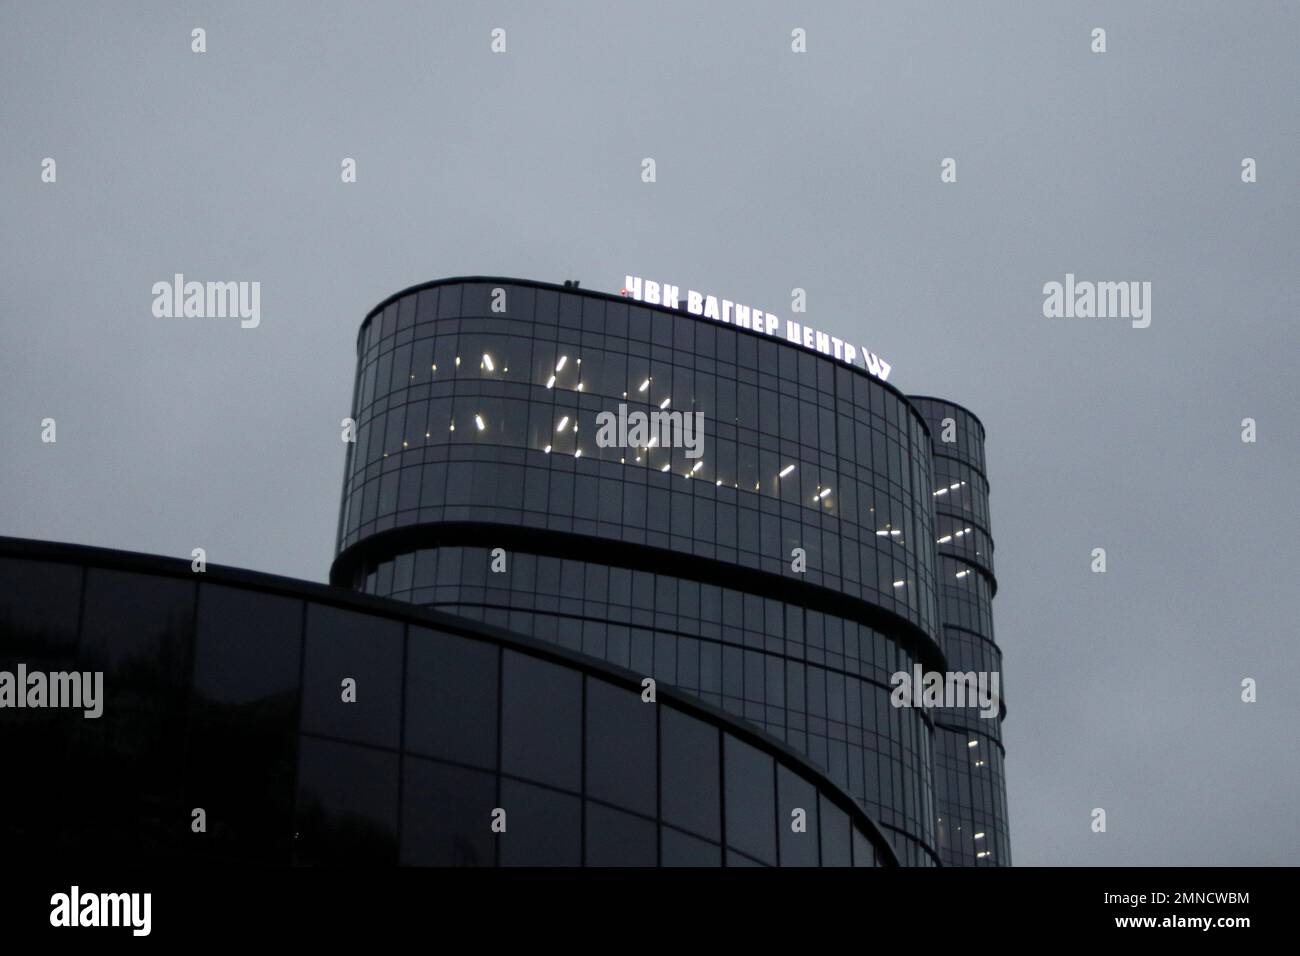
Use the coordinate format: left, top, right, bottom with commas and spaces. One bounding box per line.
293, 736, 398, 864
819, 793, 852, 866
777, 765, 820, 866
0, 557, 81, 654
661, 826, 721, 867
660, 708, 720, 840
585, 803, 656, 867
500, 651, 581, 791
585, 678, 655, 816
499, 778, 580, 866
302, 604, 403, 748
188, 584, 302, 861
400, 755, 495, 866
723, 734, 777, 864
405, 630, 498, 769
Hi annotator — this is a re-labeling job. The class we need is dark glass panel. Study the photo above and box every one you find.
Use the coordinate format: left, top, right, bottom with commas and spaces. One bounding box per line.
499, 778, 580, 866
818, 793, 852, 866
777, 765, 820, 866
400, 755, 496, 866
70, 569, 195, 860
723, 734, 776, 864
188, 584, 302, 862
660, 708, 720, 840
0, 558, 84, 855
853, 828, 874, 867
293, 736, 398, 864
661, 826, 720, 867
302, 604, 403, 748
500, 651, 581, 791
585, 678, 656, 816
585, 803, 657, 867
405, 629, 498, 769
193, 584, 300, 705
80, 568, 193, 681
0, 557, 81, 654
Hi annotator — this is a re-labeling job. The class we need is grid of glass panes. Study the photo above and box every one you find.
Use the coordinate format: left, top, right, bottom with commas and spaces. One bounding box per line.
933, 512, 994, 580
356, 544, 940, 862
933, 726, 1010, 867
910, 398, 1009, 868
909, 398, 987, 476
938, 555, 995, 639
928, 456, 989, 531
930, 627, 1005, 735
337, 283, 941, 638
0, 553, 892, 867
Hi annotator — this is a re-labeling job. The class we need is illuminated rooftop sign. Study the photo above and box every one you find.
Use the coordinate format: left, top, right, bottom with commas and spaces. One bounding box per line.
620, 274, 892, 382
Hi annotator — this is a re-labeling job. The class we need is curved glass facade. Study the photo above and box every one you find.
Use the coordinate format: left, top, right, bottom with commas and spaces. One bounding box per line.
333, 278, 1010, 866
910, 397, 1010, 866
346, 544, 937, 858
335, 280, 940, 639
0, 539, 893, 867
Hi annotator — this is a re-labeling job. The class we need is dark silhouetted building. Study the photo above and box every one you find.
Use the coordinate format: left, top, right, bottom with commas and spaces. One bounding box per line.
0, 538, 893, 865
0, 276, 1008, 866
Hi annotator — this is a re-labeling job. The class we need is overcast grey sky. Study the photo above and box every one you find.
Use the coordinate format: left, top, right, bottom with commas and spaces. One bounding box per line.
2, 1, 1297, 866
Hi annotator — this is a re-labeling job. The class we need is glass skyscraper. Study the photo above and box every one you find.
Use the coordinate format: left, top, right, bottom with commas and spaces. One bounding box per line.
0, 275, 1008, 866
331, 277, 1010, 866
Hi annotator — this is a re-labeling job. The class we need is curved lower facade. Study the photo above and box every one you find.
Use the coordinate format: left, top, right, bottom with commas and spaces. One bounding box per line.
331, 277, 1011, 866
0, 537, 894, 866
342, 540, 938, 863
